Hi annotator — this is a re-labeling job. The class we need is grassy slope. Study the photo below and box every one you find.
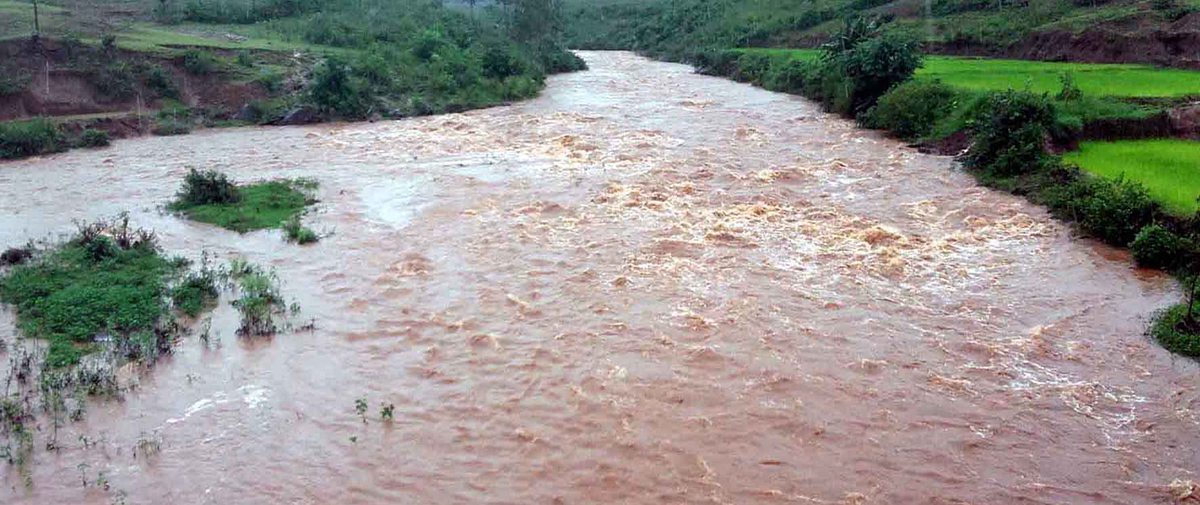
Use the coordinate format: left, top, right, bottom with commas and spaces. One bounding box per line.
1064, 140, 1200, 216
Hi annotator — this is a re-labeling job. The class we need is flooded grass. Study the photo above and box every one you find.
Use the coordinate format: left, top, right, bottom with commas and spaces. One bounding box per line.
1063, 140, 1200, 216
0, 225, 181, 368
170, 170, 318, 233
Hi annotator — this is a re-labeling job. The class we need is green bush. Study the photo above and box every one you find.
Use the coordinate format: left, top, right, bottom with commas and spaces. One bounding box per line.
182, 49, 217, 75
80, 128, 111, 148
483, 46, 524, 79
309, 57, 372, 118
153, 117, 193, 136
762, 59, 812, 94
175, 169, 241, 207
960, 90, 1058, 177
838, 33, 923, 114
255, 71, 285, 94
0, 70, 30, 97
94, 62, 137, 99
1047, 174, 1159, 246
236, 50, 254, 67
0, 119, 66, 160
1150, 303, 1200, 357
860, 80, 959, 140
143, 65, 180, 99
1131, 225, 1190, 270
733, 53, 772, 84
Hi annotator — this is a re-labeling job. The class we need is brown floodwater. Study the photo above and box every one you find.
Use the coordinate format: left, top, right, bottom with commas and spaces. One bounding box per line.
1, 51, 1197, 504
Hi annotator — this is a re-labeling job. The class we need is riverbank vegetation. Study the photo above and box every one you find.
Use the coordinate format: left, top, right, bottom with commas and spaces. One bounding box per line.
169, 168, 318, 234
678, 15, 1200, 356
0, 0, 585, 160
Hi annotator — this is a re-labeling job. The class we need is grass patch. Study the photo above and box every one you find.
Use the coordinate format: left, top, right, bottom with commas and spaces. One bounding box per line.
1063, 140, 1200, 217
170, 170, 318, 232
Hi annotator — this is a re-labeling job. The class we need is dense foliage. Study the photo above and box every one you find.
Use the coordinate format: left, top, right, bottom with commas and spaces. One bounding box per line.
0, 118, 66, 160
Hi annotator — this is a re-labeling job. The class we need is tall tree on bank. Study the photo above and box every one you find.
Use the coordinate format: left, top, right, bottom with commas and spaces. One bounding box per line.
512, 0, 563, 47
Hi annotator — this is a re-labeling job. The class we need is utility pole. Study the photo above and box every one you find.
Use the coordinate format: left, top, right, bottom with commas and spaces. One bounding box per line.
32, 0, 41, 39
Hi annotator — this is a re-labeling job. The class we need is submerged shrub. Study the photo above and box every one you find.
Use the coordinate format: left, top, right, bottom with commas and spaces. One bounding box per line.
282, 215, 319, 244
0, 118, 66, 159
860, 80, 959, 140
960, 90, 1057, 177
176, 169, 241, 207
1131, 225, 1190, 269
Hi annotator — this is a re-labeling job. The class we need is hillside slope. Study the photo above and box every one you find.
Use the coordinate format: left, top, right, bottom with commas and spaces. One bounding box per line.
564, 0, 1200, 68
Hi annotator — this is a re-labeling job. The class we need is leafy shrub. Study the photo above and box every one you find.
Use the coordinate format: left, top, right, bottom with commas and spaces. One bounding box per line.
413, 30, 444, 60
143, 65, 180, 99
175, 169, 241, 207
1131, 225, 1190, 270
1057, 72, 1082, 101
838, 33, 923, 114
79, 129, 111, 148
232, 269, 286, 336
282, 215, 319, 244
733, 53, 772, 84
182, 49, 216, 75
483, 47, 524, 79
309, 57, 372, 118
960, 90, 1058, 177
1047, 174, 1158, 246
762, 59, 813, 94
255, 71, 285, 94
354, 50, 392, 87
170, 258, 219, 317
0, 118, 66, 160
860, 80, 959, 140
153, 117, 193, 136
1150, 304, 1200, 357
236, 50, 254, 67
0, 70, 30, 97
94, 62, 137, 99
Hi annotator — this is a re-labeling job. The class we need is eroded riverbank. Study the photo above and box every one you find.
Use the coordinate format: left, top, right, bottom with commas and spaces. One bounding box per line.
1, 51, 1195, 504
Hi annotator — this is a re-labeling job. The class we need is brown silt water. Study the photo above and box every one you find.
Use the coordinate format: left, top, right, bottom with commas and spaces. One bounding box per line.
1, 52, 1196, 504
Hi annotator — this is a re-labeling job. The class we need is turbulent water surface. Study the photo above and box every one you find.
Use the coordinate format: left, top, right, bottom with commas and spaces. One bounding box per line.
1, 52, 1197, 504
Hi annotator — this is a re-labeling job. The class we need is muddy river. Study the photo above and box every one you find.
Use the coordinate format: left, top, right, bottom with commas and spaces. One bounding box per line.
1, 52, 1197, 504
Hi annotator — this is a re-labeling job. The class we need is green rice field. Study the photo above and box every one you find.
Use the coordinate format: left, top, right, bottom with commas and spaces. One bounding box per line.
1063, 140, 1200, 216
736, 48, 1200, 98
